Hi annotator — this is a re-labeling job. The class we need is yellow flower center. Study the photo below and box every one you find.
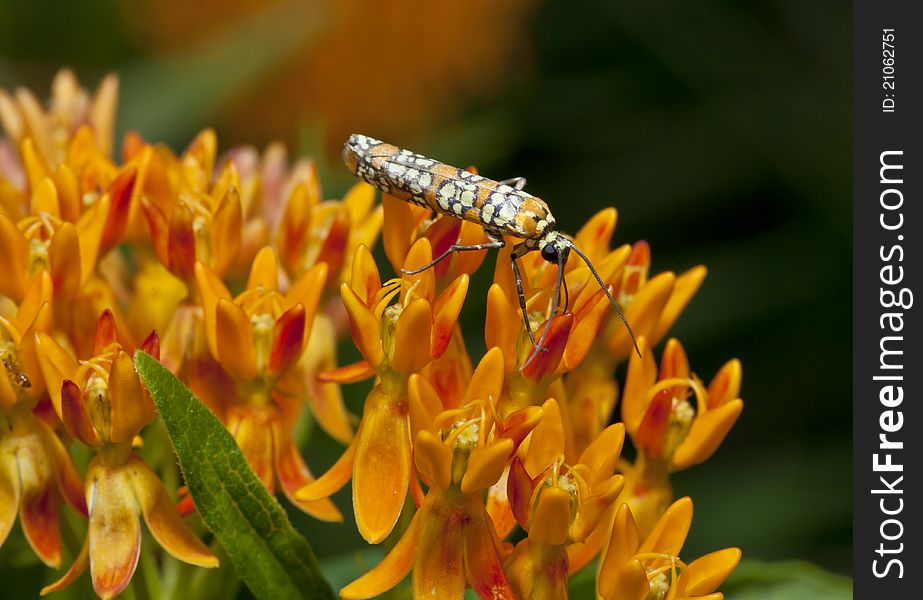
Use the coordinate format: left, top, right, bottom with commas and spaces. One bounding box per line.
444, 418, 481, 486
380, 303, 404, 364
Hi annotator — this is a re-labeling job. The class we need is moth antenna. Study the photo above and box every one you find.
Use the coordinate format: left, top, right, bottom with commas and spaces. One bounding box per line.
520, 250, 567, 371
566, 240, 641, 358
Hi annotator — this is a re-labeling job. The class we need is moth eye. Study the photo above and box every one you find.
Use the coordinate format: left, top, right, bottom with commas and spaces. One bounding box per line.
540, 245, 558, 263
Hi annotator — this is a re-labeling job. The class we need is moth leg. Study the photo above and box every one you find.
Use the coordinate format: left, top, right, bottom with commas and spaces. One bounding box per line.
401, 231, 505, 275
498, 177, 528, 191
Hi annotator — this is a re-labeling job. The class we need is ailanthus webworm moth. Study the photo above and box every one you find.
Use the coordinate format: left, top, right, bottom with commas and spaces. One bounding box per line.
343, 133, 639, 369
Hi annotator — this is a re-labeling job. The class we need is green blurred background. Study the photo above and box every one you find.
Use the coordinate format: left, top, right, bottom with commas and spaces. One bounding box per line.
0, 0, 852, 594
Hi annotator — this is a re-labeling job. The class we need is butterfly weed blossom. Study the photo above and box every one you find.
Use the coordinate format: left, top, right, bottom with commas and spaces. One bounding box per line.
0, 72, 742, 599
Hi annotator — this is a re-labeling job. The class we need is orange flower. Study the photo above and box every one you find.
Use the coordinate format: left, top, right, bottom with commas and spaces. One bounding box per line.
341, 348, 536, 599
193, 246, 343, 521
0, 70, 118, 169
623, 337, 742, 470
0, 171, 128, 304
298, 239, 469, 542
598, 498, 740, 600
140, 129, 244, 283
561, 215, 706, 461
503, 416, 626, 599
0, 282, 86, 567
34, 312, 217, 598
619, 337, 743, 535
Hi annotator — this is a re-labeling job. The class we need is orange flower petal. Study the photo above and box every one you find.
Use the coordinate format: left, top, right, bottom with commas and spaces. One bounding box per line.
578, 423, 625, 486
340, 283, 384, 368
301, 324, 356, 444
562, 285, 614, 371
272, 425, 344, 523
31, 177, 60, 217
61, 379, 100, 446
93, 309, 118, 355
639, 496, 693, 556
601, 558, 650, 600
422, 216, 462, 281
401, 237, 436, 305
342, 181, 376, 224
464, 504, 514, 599
314, 208, 350, 287
34, 331, 79, 416
430, 274, 469, 358
408, 374, 442, 437
413, 496, 465, 599
671, 399, 743, 470
168, 201, 197, 281
141, 330, 160, 361
193, 262, 232, 358
660, 338, 690, 381
382, 193, 426, 273
413, 430, 452, 490
277, 182, 313, 275
87, 464, 142, 600
462, 437, 513, 494
229, 409, 274, 490
100, 168, 137, 253
621, 337, 655, 434
108, 350, 156, 443
52, 163, 80, 223
485, 283, 521, 371
520, 314, 574, 381
49, 222, 82, 299
41, 534, 89, 596
463, 346, 505, 409
679, 547, 741, 596
391, 298, 433, 375
651, 265, 707, 346
524, 399, 565, 478
140, 195, 170, 265
285, 262, 328, 340
634, 389, 672, 459
215, 299, 257, 381
599, 503, 641, 596
528, 486, 570, 546
350, 244, 381, 306
41, 420, 87, 515
575, 207, 618, 264
340, 506, 422, 599
353, 385, 411, 543
569, 475, 624, 543
317, 360, 375, 384
19, 477, 61, 568
609, 272, 675, 362
247, 246, 279, 292
0, 213, 29, 301
129, 456, 218, 567
707, 359, 742, 409
210, 187, 243, 276
268, 304, 306, 376
507, 457, 534, 528
295, 430, 357, 502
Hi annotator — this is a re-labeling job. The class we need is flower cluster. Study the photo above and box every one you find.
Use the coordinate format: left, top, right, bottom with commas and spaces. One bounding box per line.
0, 71, 742, 599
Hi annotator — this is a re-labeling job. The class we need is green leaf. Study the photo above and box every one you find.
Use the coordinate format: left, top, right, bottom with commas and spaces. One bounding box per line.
723, 560, 852, 600
134, 351, 334, 600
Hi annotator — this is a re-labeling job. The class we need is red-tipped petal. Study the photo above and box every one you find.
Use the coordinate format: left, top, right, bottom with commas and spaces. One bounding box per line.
168, 202, 196, 281
141, 330, 160, 361
268, 304, 306, 376
93, 309, 118, 355
464, 505, 514, 599
520, 314, 574, 380
41, 535, 89, 596
100, 168, 136, 253
60, 379, 100, 446
431, 274, 469, 358
635, 389, 672, 459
